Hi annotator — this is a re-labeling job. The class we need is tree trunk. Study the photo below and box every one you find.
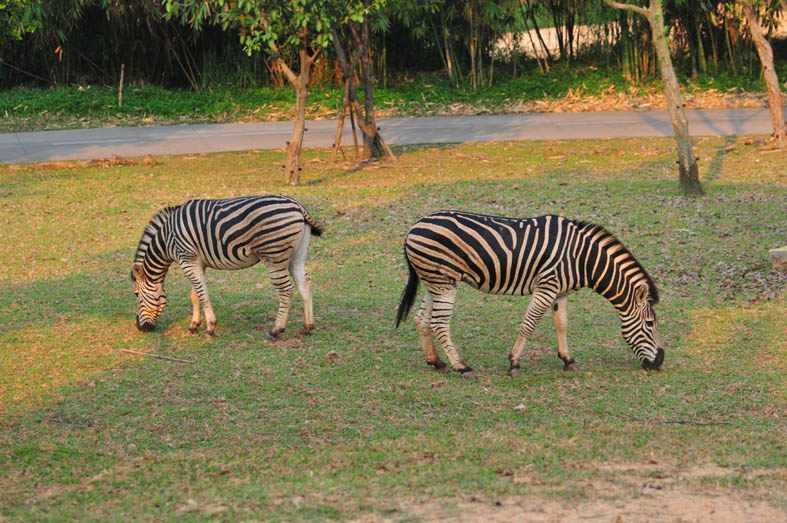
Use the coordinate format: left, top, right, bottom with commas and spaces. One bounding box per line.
331, 24, 395, 163
285, 73, 308, 185
605, 0, 703, 196
528, 1, 552, 63
440, 11, 456, 87
469, 4, 477, 91
359, 9, 383, 160
742, 1, 787, 148
282, 49, 316, 185
331, 78, 351, 164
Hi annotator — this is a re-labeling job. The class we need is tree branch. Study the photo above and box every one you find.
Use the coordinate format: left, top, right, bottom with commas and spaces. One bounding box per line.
603, 0, 649, 18
277, 58, 298, 86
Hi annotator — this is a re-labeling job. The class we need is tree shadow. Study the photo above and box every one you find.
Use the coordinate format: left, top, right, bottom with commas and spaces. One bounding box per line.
703, 135, 737, 184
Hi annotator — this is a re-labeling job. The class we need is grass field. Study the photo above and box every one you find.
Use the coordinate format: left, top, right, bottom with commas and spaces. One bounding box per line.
0, 137, 785, 520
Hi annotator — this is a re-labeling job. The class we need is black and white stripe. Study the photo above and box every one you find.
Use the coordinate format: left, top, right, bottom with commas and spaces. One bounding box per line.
395, 211, 663, 377
132, 195, 323, 337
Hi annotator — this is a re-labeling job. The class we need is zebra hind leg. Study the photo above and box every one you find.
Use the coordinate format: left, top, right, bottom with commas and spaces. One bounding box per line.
413, 290, 448, 373
552, 296, 577, 371
188, 288, 202, 333
428, 284, 476, 379
289, 229, 315, 336
265, 264, 295, 341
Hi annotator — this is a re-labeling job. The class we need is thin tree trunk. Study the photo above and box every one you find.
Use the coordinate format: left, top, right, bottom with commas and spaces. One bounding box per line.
469, 4, 477, 91
605, 0, 704, 196
440, 11, 456, 86
285, 73, 308, 185
528, 1, 552, 63
349, 102, 360, 160
282, 49, 317, 185
332, 24, 395, 162
742, 1, 787, 148
358, 10, 383, 160
331, 78, 350, 164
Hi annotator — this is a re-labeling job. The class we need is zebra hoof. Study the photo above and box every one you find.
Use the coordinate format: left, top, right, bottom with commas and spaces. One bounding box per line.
264, 330, 280, 342
508, 367, 521, 378
563, 361, 577, 372
429, 361, 450, 373
299, 324, 314, 336
206, 330, 216, 338
188, 325, 199, 334
459, 369, 478, 380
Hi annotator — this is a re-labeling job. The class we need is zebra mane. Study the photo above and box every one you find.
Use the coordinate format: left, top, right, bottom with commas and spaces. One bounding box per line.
570, 219, 659, 305
132, 205, 180, 272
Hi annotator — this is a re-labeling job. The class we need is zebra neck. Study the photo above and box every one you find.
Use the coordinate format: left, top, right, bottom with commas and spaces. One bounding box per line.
135, 218, 174, 282
582, 235, 645, 311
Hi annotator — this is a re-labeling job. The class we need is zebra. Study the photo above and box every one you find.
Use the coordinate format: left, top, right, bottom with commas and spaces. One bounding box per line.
132, 195, 323, 338
395, 211, 664, 379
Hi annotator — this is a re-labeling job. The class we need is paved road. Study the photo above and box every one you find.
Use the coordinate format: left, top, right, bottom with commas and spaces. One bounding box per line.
0, 108, 780, 164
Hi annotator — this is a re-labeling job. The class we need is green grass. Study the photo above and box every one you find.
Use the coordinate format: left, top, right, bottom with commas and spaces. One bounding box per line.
2, 63, 785, 132
0, 137, 785, 519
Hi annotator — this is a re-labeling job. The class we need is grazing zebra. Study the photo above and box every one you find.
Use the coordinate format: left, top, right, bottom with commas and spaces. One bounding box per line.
395, 211, 664, 378
132, 195, 323, 338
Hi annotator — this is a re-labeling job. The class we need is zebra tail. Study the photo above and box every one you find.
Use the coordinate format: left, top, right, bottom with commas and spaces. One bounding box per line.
299, 206, 324, 237
395, 258, 420, 328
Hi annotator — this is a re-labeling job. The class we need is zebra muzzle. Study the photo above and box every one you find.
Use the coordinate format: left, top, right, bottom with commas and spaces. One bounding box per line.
641, 348, 664, 370
136, 318, 155, 332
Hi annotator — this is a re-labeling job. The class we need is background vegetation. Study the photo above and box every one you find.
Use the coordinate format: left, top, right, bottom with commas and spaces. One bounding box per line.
0, 138, 785, 519
1, 1, 785, 101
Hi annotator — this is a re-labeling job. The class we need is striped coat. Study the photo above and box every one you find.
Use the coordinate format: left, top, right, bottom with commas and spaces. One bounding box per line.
396, 211, 663, 378
132, 195, 322, 338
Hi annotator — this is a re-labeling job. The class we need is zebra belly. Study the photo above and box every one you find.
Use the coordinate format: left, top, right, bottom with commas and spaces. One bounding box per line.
202, 248, 261, 271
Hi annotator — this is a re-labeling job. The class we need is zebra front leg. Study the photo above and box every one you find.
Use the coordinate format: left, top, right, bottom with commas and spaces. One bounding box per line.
188, 288, 202, 334
289, 232, 315, 336
429, 284, 476, 379
552, 296, 576, 371
414, 290, 449, 373
266, 265, 294, 340
508, 283, 558, 376
181, 263, 217, 336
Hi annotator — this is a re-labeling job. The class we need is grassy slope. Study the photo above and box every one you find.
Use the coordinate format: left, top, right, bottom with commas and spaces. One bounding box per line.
0, 138, 785, 519
1, 66, 785, 132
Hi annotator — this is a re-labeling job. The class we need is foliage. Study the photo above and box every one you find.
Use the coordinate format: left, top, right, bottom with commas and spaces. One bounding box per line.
0, 137, 785, 518
0, 0, 38, 40
2, 0, 784, 89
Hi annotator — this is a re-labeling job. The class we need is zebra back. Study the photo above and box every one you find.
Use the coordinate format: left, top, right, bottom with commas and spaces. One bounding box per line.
404, 211, 575, 295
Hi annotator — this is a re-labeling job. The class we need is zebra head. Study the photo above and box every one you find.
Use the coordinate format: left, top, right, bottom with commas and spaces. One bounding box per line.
131, 262, 167, 332
622, 281, 664, 370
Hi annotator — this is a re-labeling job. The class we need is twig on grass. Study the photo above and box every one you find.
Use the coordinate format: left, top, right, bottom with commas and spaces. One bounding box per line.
118, 348, 195, 364
611, 412, 732, 426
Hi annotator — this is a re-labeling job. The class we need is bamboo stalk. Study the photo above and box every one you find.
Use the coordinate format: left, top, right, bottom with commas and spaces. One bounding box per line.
118, 64, 125, 108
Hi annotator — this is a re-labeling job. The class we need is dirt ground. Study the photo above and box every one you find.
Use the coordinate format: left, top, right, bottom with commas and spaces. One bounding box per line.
365, 464, 786, 522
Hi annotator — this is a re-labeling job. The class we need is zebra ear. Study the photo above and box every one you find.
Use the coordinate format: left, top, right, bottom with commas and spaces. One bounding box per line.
634, 281, 649, 306
131, 263, 144, 281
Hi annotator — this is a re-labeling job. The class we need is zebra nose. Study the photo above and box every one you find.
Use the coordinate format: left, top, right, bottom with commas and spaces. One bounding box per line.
136, 318, 155, 332
641, 348, 664, 370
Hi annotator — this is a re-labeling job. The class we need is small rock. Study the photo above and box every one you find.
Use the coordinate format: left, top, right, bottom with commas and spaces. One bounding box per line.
769, 247, 787, 271
326, 350, 341, 361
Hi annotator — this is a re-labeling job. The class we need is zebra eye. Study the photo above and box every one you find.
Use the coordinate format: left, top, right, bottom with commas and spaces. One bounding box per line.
645, 319, 655, 329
